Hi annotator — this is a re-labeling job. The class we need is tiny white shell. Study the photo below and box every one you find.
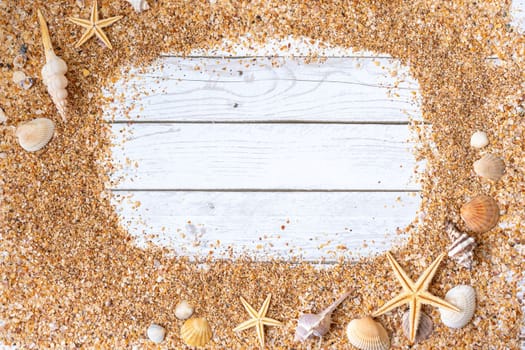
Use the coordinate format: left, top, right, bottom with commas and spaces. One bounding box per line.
15, 118, 55, 152
147, 323, 166, 344
126, 0, 150, 12
470, 131, 489, 148
12, 71, 27, 85
439, 285, 476, 329
0, 107, 6, 123
175, 300, 194, 320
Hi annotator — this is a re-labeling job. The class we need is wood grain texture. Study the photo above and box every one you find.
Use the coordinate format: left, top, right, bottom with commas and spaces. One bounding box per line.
112, 191, 420, 260
110, 123, 421, 191
105, 57, 420, 123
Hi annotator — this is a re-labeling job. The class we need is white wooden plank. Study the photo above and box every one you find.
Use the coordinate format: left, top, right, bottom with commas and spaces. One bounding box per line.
105, 57, 420, 122
110, 123, 420, 191
511, 0, 525, 32
112, 191, 420, 261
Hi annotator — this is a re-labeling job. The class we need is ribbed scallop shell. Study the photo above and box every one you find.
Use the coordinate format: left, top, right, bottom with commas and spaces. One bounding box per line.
126, 0, 150, 12
439, 285, 476, 329
181, 318, 212, 347
15, 118, 55, 152
460, 195, 499, 233
473, 154, 505, 181
346, 317, 389, 350
402, 310, 433, 343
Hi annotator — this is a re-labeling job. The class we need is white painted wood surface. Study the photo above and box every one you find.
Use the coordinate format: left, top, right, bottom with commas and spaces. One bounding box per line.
105, 57, 420, 123
111, 123, 420, 191
112, 191, 420, 260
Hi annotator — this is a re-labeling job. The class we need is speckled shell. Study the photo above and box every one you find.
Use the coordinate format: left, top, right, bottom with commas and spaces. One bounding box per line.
181, 318, 212, 347
15, 118, 55, 152
460, 195, 499, 233
439, 285, 476, 329
126, 0, 150, 12
346, 317, 389, 350
473, 154, 505, 181
402, 310, 433, 343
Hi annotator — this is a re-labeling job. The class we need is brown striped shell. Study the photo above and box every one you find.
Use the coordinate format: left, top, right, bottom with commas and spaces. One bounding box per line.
402, 310, 433, 343
460, 195, 499, 233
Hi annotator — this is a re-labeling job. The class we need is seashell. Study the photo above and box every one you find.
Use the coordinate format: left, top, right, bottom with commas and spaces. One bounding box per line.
460, 195, 499, 233
175, 300, 194, 320
13, 54, 27, 69
439, 285, 476, 329
402, 310, 433, 343
181, 318, 212, 347
15, 118, 55, 152
295, 290, 352, 342
147, 323, 166, 344
470, 131, 489, 148
473, 154, 505, 181
126, 0, 150, 12
0, 107, 6, 123
445, 222, 476, 269
346, 316, 389, 350
37, 10, 68, 121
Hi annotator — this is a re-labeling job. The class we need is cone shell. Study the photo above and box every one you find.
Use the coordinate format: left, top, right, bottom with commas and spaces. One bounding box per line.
181, 318, 212, 347
346, 317, 389, 350
15, 118, 55, 152
402, 310, 433, 343
439, 285, 476, 329
460, 195, 499, 233
473, 154, 505, 181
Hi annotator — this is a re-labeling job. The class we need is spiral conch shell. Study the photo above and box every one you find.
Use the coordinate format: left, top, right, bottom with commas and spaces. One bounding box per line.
294, 290, 352, 342
126, 0, 150, 12
15, 118, 55, 152
37, 10, 68, 121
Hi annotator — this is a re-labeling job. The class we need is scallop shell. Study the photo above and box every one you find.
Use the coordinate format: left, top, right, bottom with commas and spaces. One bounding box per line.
15, 118, 55, 152
439, 285, 476, 329
473, 154, 505, 181
126, 0, 150, 12
470, 131, 489, 148
402, 310, 433, 343
346, 317, 389, 350
181, 318, 212, 347
460, 195, 499, 233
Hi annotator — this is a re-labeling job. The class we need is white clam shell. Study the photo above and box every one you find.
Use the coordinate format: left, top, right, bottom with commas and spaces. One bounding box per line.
175, 300, 194, 320
147, 323, 166, 343
126, 0, 150, 12
470, 131, 489, 148
439, 285, 476, 329
15, 118, 55, 152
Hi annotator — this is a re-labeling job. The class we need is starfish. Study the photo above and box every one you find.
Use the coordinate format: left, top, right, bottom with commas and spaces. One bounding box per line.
68, 0, 122, 49
233, 294, 282, 349
372, 252, 460, 344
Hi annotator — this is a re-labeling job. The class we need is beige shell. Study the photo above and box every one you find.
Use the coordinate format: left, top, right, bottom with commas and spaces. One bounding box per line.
181, 318, 212, 347
402, 310, 433, 343
439, 285, 476, 329
38, 10, 68, 121
15, 118, 55, 152
473, 154, 505, 181
346, 317, 389, 350
460, 195, 499, 233
175, 300, 194, 320
126, 0, 150, 12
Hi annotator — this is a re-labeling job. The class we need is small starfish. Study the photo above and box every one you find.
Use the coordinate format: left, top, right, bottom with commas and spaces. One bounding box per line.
68, 0, 122, 49
372, 252, 460, 344
233, 294, 282, 349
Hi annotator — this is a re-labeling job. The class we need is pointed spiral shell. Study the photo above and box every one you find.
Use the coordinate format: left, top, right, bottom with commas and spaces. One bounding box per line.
42, 52, 68, 120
